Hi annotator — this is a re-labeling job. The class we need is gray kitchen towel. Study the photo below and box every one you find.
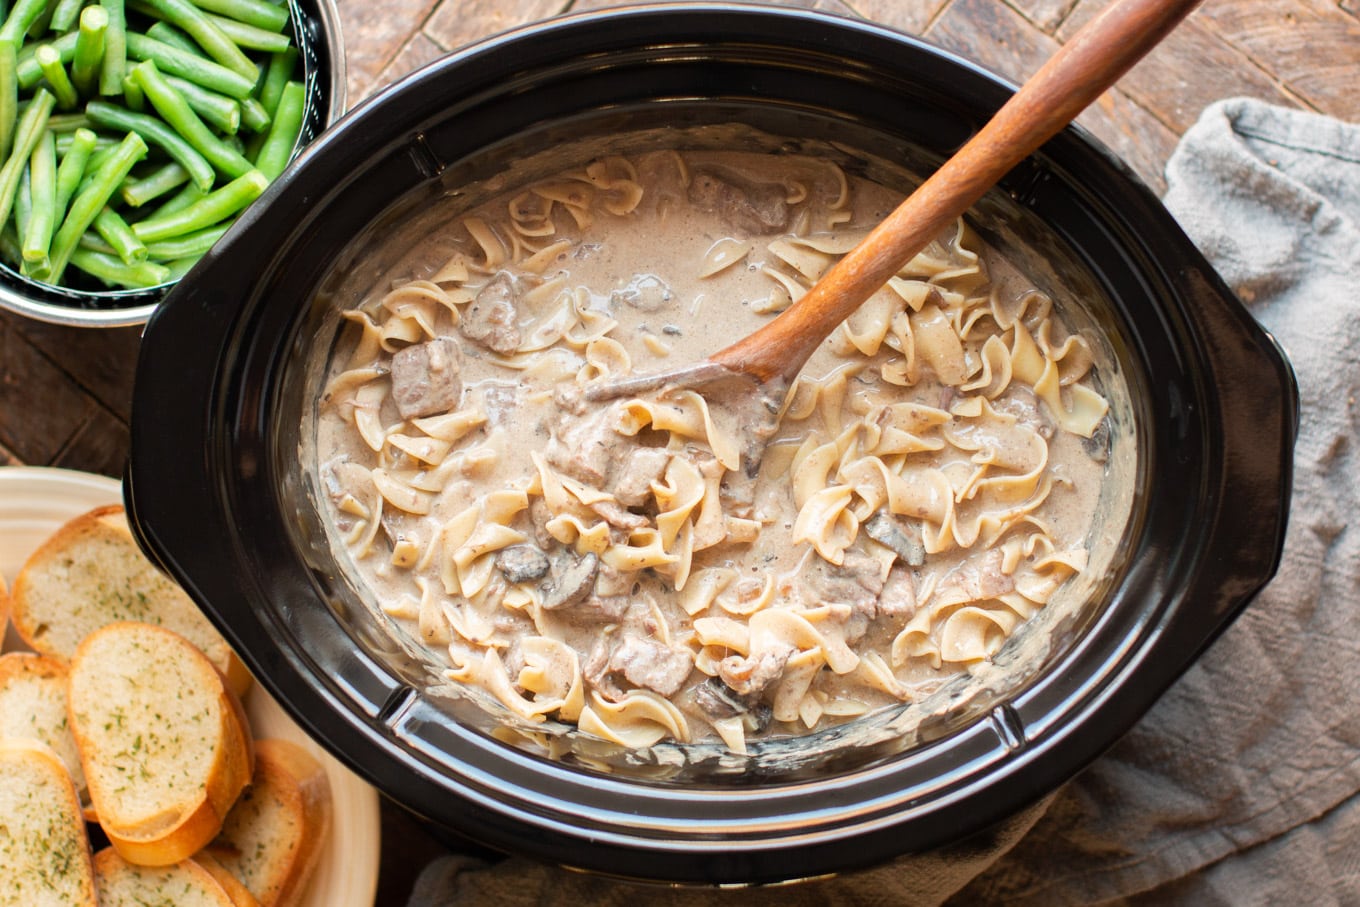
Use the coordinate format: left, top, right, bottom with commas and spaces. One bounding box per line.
407, 98, 1360, 906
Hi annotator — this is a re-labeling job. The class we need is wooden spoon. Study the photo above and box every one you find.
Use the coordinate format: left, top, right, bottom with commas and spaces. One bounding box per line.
586, 0, 1200, 402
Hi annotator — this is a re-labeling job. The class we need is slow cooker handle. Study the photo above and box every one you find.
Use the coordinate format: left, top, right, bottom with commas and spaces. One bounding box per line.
1164, 262, 1297, 649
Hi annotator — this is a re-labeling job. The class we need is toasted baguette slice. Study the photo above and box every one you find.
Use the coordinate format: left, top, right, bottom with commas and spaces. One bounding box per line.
93, 848, 241, 907
204, 738, 333, 907
10, 504, 251, 696
1, 569, 10, 638
0, 652, 89, 813
0, 738, 97, 907
194, 851, 264, 907
69, 622, 255, 867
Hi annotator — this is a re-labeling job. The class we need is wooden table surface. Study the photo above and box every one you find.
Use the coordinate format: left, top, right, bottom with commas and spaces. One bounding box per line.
1, 0, 1355, 902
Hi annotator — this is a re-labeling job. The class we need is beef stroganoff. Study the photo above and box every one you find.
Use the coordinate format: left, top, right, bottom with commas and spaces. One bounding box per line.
312, 138, 1123, 755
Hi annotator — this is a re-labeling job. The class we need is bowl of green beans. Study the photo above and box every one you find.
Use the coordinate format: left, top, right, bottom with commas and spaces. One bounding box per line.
0, 0, 344, 326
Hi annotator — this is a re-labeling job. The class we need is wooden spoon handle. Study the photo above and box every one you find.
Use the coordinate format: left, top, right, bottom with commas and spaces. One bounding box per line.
710, 0, 1201, 386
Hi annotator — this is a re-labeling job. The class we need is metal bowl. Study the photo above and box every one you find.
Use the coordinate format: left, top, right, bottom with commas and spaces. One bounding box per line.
0, 0, 346, 327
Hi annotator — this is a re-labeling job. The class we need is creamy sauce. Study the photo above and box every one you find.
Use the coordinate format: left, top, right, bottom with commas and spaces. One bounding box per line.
311, 142, 1122, 754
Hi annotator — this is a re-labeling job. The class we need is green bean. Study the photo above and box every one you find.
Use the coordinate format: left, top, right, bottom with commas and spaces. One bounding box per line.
93, 202, 146, 262
69, 245, 169, 286
46, 111, 90, 132
146, 177, 200, 216
0, 87, 52, 228
25, 2, 51, 39
131, 0, 256, 81
14, 157, 28, 242
77, 230, 117, 253
252, 78, 298, 180
131, 166, 263, 242
49, 128, 145, 280
85, 99, 215, 189
238, 95, 265, 133
20, 126, 53, 277
0, 224, 20, 262
35, 45, 78, 110
55, 129, 113, 157
72, 6, 110, 98
165, 72, 239, 133
0, 0, 47, 46
256, 44, 292, 117
17, 33, 76, 90
141, 221, 226, 258
145, 20, 198, 55
120, 69, 143, 108
120, 158, 187, 205
124, 31, 254, 98
99, 0, 126, 96
50, 0, 85, 34
0, 39, 16, 160
204, 12, 289, 53
188, 0, 288, 33
54, 124, 95, 212
161, 254, 195, 280
128, 60, 250, 177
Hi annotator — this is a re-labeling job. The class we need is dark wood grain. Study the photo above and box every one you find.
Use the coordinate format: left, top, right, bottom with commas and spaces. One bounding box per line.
0, 1, 1350, 901
335, 0, 443, 102
1061, 0, 1302, 133
423, 0, 567, 51
1194, 0, 1360, 120
0, 318, 101, 467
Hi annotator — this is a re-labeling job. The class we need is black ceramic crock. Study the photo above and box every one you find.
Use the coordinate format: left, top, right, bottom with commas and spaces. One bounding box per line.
125, 4, 1297, 886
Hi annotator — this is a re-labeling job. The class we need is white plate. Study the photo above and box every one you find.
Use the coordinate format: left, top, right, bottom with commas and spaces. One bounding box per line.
0, 465, 381, 907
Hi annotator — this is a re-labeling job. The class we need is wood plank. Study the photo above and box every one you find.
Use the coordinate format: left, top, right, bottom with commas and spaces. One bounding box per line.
336, 0, 441, 103
0, 313, 140, 423
1059, 0, 1303, 133
52, 407, 129, 479
423, 0, 566, 51
1005, 0, 1081, 32
569, 0, 860, 13
926, 0, 1179, 191
845, 0, 950, 35
1193, 0, 1360, 120
375, 33, 449, 94
0, 321, 96, 465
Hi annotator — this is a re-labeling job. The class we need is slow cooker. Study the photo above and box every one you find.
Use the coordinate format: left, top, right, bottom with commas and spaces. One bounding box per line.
125, 4, 1297, 885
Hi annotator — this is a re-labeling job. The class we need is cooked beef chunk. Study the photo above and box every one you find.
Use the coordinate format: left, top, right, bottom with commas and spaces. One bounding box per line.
460, 271, 522, 354
718, 645, 793, 697
607, 635, 693, 697
878, 565, 918, 619
545, 402, 627, 486
390, 336, 463, 419
687, 169, 789, 235
612, 447, 670, 507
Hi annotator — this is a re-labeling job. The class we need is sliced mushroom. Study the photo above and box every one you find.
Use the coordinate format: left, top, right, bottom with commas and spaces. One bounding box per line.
864, 511, 926, 567
495, 545, 551, 583
539, 551, 599, 610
